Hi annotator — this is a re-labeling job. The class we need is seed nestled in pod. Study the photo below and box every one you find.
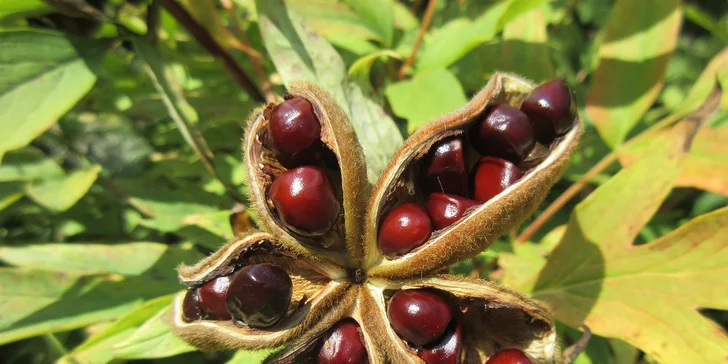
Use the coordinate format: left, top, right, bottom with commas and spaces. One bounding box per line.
424, 137, 468, 196
521, 78, 576, 144
198, 275, 232, 320
470, 104, 535, 164
485, 348, 532, 364
182, 288, 203, 322
378, 203, 433, 256
269, 166, 340, 235
426, 193, 479, 230
472, 157, 523, 203
387, 290, 453, 347
317, 319, 368, 364
418, 322, 462, 364
267, 96, 324, 168
226, 263, 293, 328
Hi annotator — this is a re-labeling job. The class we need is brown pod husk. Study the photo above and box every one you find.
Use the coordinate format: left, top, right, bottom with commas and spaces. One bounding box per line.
171, 232, 350, 350
365, 73, 583, 278
171, 72, 584, 363
243, 83, 370, 268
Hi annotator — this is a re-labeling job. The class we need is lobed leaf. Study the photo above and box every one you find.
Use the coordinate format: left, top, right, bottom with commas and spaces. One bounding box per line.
528, 123, 728, 363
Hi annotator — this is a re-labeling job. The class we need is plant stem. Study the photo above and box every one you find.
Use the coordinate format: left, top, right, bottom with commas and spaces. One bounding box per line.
398, 0, 438, 80
158, 0, 265, 102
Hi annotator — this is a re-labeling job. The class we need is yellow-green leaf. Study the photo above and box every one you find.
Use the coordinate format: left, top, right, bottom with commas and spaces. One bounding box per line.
586, 0, 682, 148
499, 6, 554, 82
26, 165, 102, 212
527, 123, 728, 363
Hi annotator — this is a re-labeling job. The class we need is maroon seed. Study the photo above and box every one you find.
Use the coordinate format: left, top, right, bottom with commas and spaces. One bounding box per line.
470, 104, 535, 164
226, 263, 293, 328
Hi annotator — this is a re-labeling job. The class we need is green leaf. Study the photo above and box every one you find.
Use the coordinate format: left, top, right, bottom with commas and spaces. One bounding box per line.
0, 0, 51, 19
345, 0, 394, 48
527, 124, 728, 363
287, 0, 380, 41
0, 30, 105, 162
0, 181, 24, 211
0, 242, 202, 276
498, 7, 554, 82
416, 0, 549, 74
0, 268, 186, 345
26, 165, 101, 212
61, 295, 185, 364
348, 50, 401, 87
585, 0, 682, 147
119, 180, 223, 232
255, 0, 402, 182
113, 303, 194, 359
385, 68, 467, 133
0, 149, 64, 182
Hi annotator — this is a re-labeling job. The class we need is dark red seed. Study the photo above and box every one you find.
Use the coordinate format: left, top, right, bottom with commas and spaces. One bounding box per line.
418, 323, 462, 364
485, 349, 532, 364
198, 275, 232, 320
378, 203, 432, 256
387, 290, 453, 347
269, 166, 340, 234
317, 319, 368, 364
226, 263, 293, 328
472, 157, 523, 203
471, 104, 535, 164
426, 193, 478, 230
520, 79, 576, 144
425, 137, 468, 196
182, 288, 203, 322
267, 96, 323, 168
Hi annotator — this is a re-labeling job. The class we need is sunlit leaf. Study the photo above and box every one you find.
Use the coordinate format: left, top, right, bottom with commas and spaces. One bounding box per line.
586, 0, 682, 147
499, 7, 554, 81
526, 123, 728, 363
0, 242, 202, 276
0, 30, 105, 162
0, 0, 51, 19
0, 149, 64, 182
345, 0, 394, 48
386, 68, 467, 133
113, 303, 194, 359
26, 165, 102, 212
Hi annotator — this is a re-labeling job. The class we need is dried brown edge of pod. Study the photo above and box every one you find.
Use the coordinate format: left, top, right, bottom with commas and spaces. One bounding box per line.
366, 275, 559, 364
365, 72, 583, 279
170, 232, 350, 350
243, 83, 370, 269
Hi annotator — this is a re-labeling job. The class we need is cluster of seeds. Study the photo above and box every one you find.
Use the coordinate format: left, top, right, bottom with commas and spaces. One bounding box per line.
378, 79, 576, 257
174, 75, 581, 364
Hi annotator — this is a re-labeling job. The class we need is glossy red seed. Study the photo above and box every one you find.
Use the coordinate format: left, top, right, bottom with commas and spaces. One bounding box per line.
425, 137, 468, 196
426, 193, 478, 230
387, 290, 453, 347
418, 323, 462, 364
198, 275, 232, 320
471, 104, 535, 164
378, 203, 432, 256
317, 319, 368, 364
226, 263, 293, 328
485, 349, 532, 364
268, 96, 323, 168
520, 79, 576, 144
269, 166, 340, 234
182, 288, 203, 322
472, 157, 523, 203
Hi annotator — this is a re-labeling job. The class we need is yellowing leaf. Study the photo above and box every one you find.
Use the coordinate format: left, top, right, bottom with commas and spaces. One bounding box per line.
586, 0, 682, 148
526, 124, 728, 363
674, 125, 728, 195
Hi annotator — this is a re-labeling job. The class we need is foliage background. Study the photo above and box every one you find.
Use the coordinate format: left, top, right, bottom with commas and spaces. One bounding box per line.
0, 0, 727, 363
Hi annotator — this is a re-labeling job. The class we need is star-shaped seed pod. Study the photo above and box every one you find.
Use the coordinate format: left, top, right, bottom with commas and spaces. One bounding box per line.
170, 73, 583, 363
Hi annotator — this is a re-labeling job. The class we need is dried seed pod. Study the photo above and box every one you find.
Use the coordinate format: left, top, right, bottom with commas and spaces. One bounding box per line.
171, 73, 583, 363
